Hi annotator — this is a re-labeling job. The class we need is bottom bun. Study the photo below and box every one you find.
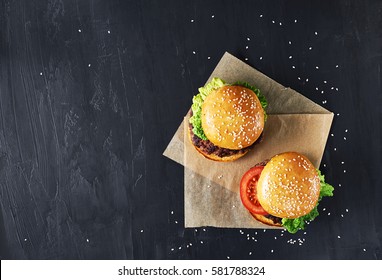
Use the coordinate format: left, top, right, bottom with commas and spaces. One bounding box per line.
250, 212, 283, 227
193, 143, 249, 162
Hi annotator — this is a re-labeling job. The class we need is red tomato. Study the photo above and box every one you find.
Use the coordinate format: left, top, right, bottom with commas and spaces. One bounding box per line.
240, 166, 269, 215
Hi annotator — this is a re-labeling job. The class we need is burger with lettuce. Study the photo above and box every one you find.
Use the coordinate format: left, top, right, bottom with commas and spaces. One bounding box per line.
189, 78, 268, 161
240, 151, 334, 233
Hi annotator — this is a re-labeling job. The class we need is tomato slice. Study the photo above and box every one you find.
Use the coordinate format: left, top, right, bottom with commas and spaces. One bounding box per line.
240, 166, 269, 215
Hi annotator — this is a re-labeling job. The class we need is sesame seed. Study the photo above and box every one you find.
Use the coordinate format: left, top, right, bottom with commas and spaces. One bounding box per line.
78, 29, 82, 32
190, 19, 194, 22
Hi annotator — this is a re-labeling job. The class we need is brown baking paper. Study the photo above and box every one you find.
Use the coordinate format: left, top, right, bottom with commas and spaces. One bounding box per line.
163, 52, 333, 228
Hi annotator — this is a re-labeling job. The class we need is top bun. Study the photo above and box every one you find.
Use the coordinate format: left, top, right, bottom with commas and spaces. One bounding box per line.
257, 152, 320, 219
201, 85, 264, 150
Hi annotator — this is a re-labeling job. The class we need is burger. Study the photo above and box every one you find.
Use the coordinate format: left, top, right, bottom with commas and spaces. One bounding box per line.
240, 152, 334, 233
189, 78, 268, 161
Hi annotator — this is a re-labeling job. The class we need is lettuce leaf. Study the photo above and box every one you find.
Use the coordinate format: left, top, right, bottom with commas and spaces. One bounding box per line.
281, 169, 334, 234
189, 78, 226, 140
189, 78, 268, 140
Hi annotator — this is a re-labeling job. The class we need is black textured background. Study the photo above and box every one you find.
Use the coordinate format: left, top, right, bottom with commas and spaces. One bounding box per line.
0, 0, 381, 259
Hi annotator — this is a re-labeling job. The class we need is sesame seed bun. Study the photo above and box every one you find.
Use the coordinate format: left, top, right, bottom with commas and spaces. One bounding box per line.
257, 152, 320, 219
201, 85, 264, 150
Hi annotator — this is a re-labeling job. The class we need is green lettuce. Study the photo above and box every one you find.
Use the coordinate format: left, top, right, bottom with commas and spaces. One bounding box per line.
189, 77, 268, 140
282, 169, 334, 234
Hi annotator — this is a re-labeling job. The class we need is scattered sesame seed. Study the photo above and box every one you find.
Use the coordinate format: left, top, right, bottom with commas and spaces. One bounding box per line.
271, 249, 274, 253
288, 41, 292, 45
179, 246, 182, 250
211, 15, 215, 18
88, 64, 91, 67
171, 211, 174, 214
339, 184, 342, 187
344, 170, 346, 173
345, 129, 348, 132
336, 65, 339, 68
260, 56, 263, 60
246, 46, 249, 49
78, 29, 82, 32
279, 22, 282, 26
247, 37, 250, 41
140, 229, 144, 233
294, 19, 297, 23
324, 80, 327, 83
315, 31, 318, 35
245, 58, 248, 61
298, 77, 301, 80
346, 209, 349, 212
86, 239, 89, 242
309, 46, 313, 50
341, 214, 344, 217
200, 241, 204, 244
316, 66, 319, 69
272, 20, 275, 23
363, 248, 367, 252
334, 148, 337, 151
191, 19, 194, 22
175, 221, 178, 224
260, 14, 263, 18
337, 235, 341, 239
328, 212, 331, 216
289, 55, 292, 59
249, 252, 252, 255
331, 133, 334, 136
341, 161, 345, 164
171, 248, 174, 251
306, 78, 309, 82
292, 66, 296, 69
227, 256, 230, 259
207, 56, 211, 60
192, 51, 196, 54
24, 238, 27, 241
40, 72, 43, 76
107, 30, 110, 34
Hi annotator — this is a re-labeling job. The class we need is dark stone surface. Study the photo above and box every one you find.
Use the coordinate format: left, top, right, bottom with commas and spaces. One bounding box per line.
0, 0, 381, 259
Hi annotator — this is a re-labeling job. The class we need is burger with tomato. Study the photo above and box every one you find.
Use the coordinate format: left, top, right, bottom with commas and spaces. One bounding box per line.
188, 78, 268, 161
240, 152, 334, 233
